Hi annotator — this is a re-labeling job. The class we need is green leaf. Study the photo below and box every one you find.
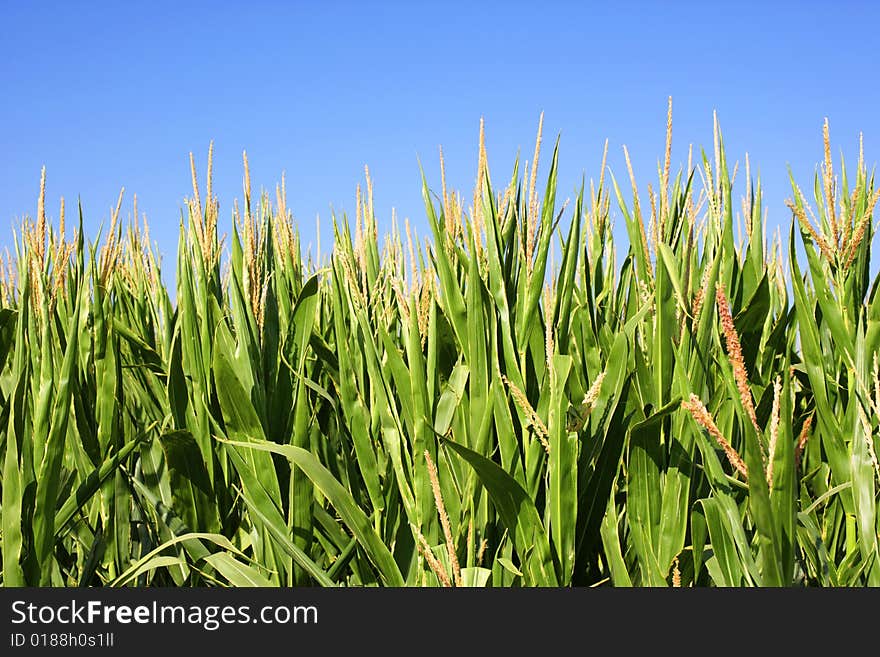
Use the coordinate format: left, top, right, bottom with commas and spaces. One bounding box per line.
442, 437, 558, 585
223, 439, 405, 587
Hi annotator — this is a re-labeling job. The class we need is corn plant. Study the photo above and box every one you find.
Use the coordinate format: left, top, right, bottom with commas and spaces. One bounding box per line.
0, 103, 878, 587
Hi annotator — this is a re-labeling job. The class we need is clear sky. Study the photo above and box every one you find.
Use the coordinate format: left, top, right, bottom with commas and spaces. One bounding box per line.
2, 1, 879, 277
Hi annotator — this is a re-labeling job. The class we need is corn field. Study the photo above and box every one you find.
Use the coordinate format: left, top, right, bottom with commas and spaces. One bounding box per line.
1, 107, 879, 587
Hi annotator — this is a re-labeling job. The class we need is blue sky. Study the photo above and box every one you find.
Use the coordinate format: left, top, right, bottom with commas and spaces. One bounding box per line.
2, 1, 878, 276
